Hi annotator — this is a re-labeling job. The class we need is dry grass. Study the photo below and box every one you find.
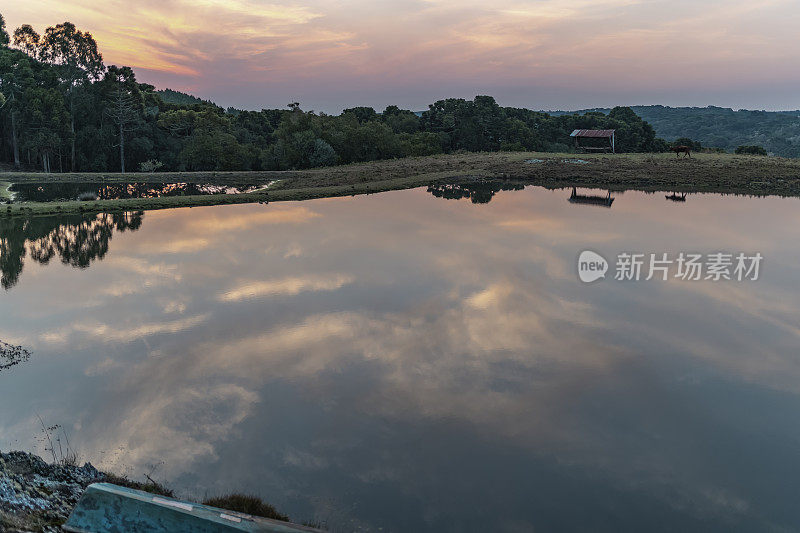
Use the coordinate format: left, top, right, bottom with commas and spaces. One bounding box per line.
202, 493, 289, 522
100, 472, 175, 498
494, 151, 800, 196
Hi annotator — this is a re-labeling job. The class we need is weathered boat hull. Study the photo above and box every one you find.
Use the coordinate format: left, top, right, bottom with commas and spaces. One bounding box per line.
63, 483, 321, 533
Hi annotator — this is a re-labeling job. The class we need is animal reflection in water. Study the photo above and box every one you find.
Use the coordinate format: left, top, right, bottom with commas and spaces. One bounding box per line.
568, 187, 614, 208
665, 192, 687, 202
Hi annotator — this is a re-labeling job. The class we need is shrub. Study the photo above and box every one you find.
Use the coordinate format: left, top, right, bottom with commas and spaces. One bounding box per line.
77, 191, 98, 201
499, 142, 526, 152
735, 145, 768, 155
139, 159, 164, 172
308, 138, 338, 167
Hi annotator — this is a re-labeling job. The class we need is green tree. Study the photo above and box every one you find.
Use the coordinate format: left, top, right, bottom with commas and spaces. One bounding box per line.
398, 132, 442, 156
22, 85, 71, 171
420, 96, 508, 152
342, 106, 377, 123
175, 110, 251, 170
381, 105, 419, 133
308, 138, 337, 167
12, 25, 40, 57
606, 106, 658, 152
38, 22, 104, 170
102, 66, 142, 172
0, 48, 36, 168
0, 13, 9, 47
735, 145, 768, 155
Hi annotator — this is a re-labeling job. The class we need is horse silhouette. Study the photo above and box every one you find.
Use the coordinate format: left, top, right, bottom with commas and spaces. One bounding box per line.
671, 146, 691, 158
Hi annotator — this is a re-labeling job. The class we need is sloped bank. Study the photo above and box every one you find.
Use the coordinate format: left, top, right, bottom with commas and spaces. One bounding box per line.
0, 451, 104, 532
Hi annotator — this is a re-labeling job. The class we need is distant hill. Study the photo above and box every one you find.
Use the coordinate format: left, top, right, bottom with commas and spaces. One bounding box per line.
547, 105, 800, 157
156, 89, 211, 106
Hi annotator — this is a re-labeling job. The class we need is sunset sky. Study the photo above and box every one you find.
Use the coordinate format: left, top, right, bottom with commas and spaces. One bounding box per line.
5, 0, 800, 112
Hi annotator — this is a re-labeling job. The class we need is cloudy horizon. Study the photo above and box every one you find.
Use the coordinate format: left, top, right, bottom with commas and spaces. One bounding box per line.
5, 0, 800, 113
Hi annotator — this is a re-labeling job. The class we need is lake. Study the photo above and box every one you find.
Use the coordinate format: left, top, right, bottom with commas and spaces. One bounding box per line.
1, 185, 800, 532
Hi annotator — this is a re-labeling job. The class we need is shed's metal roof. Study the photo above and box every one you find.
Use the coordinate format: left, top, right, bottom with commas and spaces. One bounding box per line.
570, 129, 615, 138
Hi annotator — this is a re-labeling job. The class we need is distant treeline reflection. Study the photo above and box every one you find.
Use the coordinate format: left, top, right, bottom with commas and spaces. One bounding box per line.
427, 181, 525, 204
0, 211, 143, 289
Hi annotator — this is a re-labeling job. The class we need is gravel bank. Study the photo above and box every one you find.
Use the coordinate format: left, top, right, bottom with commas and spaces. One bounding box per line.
0, 451, 102, 532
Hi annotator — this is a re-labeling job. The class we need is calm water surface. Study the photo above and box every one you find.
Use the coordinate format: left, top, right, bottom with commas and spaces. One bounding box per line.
2, 186, 800, 532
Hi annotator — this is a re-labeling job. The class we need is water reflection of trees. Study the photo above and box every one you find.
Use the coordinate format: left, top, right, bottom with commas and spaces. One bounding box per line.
427, 181, 525, 204
0, 340, 31, 373
0, 211, 143, 290
12, 183, 265, 202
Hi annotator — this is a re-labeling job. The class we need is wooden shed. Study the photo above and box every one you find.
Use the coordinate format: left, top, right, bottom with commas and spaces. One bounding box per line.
568, 187, 614, 208
570, 129, 616, 153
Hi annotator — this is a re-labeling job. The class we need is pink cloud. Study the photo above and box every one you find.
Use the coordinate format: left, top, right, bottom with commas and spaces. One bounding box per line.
4, 0, 799, 111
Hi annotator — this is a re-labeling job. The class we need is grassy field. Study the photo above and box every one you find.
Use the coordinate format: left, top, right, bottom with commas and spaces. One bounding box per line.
2, 151, 799, 218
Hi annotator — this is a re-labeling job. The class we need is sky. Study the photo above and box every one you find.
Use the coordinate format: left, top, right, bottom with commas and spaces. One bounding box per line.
4, 0, 800, 113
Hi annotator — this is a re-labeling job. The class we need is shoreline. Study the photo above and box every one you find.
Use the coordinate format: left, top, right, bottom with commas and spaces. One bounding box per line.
0, 450, 135, 532
2, 152, 800, 218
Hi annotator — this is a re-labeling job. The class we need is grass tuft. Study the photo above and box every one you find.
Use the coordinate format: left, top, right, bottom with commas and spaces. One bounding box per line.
202, 493, 290, 522
101, 472, 175, 498
77, 191, 99, 201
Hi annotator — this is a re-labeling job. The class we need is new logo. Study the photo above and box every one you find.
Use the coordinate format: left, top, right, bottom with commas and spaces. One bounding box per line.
578, 250, 608, 283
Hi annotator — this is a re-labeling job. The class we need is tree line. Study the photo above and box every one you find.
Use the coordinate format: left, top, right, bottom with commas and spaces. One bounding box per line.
1, 14, 670, 174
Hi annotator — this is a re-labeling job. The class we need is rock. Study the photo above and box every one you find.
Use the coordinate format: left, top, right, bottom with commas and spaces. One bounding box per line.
0, 451, 105, 531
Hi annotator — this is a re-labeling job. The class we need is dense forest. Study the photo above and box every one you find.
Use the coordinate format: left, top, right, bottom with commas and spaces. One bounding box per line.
551, 105, 800, 157
0, 14, 666, 173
